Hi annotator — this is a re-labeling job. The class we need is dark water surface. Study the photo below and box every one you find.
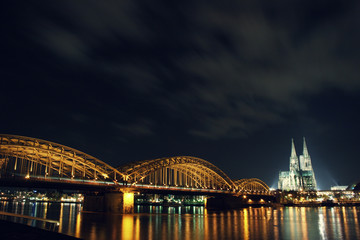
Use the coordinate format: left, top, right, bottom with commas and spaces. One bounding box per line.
1, 201, 360, 240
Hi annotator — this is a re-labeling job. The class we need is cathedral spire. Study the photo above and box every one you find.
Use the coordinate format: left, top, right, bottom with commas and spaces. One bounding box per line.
289, 138, 299, 171
303, 137, 309, 157
291, 138, 297, 158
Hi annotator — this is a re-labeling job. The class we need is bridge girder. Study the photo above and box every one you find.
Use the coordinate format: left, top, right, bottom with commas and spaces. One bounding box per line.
0, 134, 270, 194
233, 178, 270, 192
117, 156, 236, 190
0, 134, 124, 181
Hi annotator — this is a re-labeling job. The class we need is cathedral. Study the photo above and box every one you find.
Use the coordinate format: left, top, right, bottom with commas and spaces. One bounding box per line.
278, 138, 317, 191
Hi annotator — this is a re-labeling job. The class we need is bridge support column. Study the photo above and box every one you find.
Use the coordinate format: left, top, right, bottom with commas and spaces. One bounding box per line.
206, 195, 274, 210
83, 190, 135, 214
206, 195, 246, 210
105, 191, 134, 213
83, 193, 105, 212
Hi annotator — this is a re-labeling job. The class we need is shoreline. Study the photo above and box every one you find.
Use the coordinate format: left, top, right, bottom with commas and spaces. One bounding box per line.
0, 219, 81, 240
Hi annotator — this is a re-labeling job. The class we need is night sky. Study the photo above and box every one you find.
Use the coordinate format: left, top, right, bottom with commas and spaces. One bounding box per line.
2, 1, 360, 189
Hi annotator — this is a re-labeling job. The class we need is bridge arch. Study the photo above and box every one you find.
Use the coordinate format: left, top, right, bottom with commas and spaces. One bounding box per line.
0, 134, 124, 181
117, 156, 236, 190
234, 178, 270, 192
0, 134, 271, 193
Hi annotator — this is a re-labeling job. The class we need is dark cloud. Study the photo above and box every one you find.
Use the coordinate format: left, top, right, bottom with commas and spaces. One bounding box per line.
2, 0, 360, 188
3, 1, 360, 136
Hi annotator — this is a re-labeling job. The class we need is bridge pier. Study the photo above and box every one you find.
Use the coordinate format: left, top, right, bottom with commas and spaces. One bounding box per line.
83, 190, 135, 214
206, 195, 245, 209
83, 193, 105, 212
206, 194, 275, 210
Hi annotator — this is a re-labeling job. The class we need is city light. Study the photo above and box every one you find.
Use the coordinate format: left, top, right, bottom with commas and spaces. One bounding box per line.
123, 192, 135, 213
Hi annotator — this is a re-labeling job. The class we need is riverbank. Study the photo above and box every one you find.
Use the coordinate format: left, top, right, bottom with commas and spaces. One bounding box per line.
279, 201, 360, 207
0, 219, 81, 240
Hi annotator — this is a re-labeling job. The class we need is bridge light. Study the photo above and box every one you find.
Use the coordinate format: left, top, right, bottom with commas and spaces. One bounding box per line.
25, 174, 30, 179
102, 173, 109, 179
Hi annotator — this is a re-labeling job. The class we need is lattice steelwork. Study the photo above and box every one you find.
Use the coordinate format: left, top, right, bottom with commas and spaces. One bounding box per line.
0, 134, 124, 181
233, 178, 270, 192
117, 156, 236, 190
0, 134, 271, 194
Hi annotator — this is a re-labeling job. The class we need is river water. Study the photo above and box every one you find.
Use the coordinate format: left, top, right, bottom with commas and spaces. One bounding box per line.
1, 201, 360, 240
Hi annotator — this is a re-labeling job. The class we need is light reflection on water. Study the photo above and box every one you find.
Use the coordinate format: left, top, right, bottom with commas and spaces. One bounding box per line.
1, 201, 360, 240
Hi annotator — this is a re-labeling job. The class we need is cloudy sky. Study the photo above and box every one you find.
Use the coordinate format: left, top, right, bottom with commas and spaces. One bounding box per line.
2, 0, 360, 189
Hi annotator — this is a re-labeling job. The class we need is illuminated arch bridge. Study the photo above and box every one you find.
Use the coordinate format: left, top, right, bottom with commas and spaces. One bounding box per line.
0, 134, 269, 193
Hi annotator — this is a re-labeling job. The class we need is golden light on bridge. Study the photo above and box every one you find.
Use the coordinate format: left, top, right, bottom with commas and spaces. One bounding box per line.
123, 191, 135, 213
0, 134, 123, 182
0, 134, 271, 197
102, 173, 109, 179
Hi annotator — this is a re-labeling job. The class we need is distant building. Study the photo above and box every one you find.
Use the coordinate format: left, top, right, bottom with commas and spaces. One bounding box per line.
330, 186, 348, 191
278, 138, 317, 191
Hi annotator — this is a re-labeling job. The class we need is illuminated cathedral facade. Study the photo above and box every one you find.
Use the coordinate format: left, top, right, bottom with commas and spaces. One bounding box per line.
278, 138, 317, 191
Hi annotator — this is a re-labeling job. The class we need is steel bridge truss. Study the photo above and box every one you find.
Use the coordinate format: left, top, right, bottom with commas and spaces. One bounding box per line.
0, 135, 270, 194
233, 178, 270, 193
0, 134, 124, 181
117, 156, 236, 190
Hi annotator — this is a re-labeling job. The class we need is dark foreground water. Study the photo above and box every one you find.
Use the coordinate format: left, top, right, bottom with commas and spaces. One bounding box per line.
1, 201, 360, 240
